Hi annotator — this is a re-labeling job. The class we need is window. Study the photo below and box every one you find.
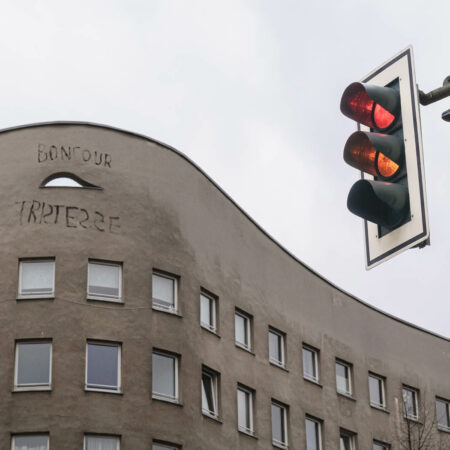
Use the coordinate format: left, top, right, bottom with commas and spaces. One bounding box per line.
237, 385, 254, 435
84, 435, 119, 450
373, 441, 389, 450
269, 328, 285, 368
201, 367, 219, 418
340, 430, 356, 450
369, 374, 386, 408
336, 361, 352, 395
303, 345, 319, 383
88, 261, 122, 302
305, 417, 322, 450
200, 292, 216, 332
402, 386, 419, 420
436, 398, 450, 431
152, 272, 177, 312
12, 435, 49, 450
271, 401, 288, 448
235, 310, 251, 350
152, 351, 178, 402
86, 342, 121, 393
15, 341, 52, 391
19, 259, 55, 298
152, 443, 178, 450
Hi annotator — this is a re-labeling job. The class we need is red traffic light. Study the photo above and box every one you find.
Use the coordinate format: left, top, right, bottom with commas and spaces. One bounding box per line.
343, 131, 404, 179
340, 82, 400, 131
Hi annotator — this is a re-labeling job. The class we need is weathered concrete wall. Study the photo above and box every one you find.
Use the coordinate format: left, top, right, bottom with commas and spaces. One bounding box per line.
0, 123, 448, 449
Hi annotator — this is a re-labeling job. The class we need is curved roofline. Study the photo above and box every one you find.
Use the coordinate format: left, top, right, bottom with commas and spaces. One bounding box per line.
2, 120, 448, 342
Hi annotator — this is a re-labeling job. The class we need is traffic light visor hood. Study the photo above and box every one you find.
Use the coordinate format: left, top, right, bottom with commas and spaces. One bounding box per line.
340, 82, 400, 131
343, 131, 403, 179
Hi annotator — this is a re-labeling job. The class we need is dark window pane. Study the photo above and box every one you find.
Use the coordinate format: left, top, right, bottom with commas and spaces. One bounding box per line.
303, 348, 316, 379
202, 373, 215, 413
235, 314, 248, 346
436, 400, 450, 428
271, 403, 285, 443
87, 343, 119, 389
238, 389, 251, 430
269, 331, 282, 363
306, 419, 319, 450
152, 353, 175, 398
17, 342, 51, 385
369, 376, 383, 405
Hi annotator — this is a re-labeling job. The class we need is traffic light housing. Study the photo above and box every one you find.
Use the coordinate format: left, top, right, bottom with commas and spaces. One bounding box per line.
341, 47, 429, 269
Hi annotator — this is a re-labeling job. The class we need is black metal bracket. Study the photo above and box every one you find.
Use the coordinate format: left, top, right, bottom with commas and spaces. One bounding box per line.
419, 76, 450, 105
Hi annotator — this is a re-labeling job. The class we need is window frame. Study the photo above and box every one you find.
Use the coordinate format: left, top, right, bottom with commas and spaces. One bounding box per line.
436, 397, 450, 432
402, 385, 419, 420
373, 440, 390, 450
368, 373, 386, 409
269, 327, 286, 368
152, 442, 180, 450
302, 344, 320, 383
87, 260, 122, 303
18, 259, 55, 299
336, 360, 353, 396
14, 340, 52, 392
201, 366, 220, 419
340, 429, 356, 450
305, 416, 322, 450
84, 434, 120, 450
235, 309, 252, 351
152, 271, 178, 314
200, 291, 217, 333
152, 350, 179, 403
12, 434, 49, 450
85, 341, 122, 393
271, 400, 288, 449
237, 384, 254, 436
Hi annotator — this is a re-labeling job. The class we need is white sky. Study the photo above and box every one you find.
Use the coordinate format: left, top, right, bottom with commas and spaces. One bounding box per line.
1, 0, 448, 337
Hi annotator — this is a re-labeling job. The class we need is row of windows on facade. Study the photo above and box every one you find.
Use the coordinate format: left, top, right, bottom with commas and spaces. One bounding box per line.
12, 340, 450, 450
10, 435, 175, 450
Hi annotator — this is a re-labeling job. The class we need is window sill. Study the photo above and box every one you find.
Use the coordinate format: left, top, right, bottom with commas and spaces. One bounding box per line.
201, 325, 221, 338
270, 361, 289, 372
13, 386, 52, 393
304, 376, 322, 388
272, 440, 288, 449
152, 306, 183, 318
238, 429, 258, 439
16, 296, 55, 301
438, 426, 450, 434
337, 391, 355, 401
152, 395, 183, 407
370, 403, 389, 413
87, 296, 124, 304
404, 415, 420, 423
85, 387, 123, 395
202, 411, 223, 424
235, 343, 255, 355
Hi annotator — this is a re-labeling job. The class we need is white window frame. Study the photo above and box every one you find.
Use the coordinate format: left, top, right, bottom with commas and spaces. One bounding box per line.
14, 340, 52, 391
152, 350, 179, 403
302, 345, 320, 383
436, 397, 450, 432
369, 373, 386, 409
305, 416, 322, 450
271, 401, 288, 449
87, 260, 122, 302
336, 360, 353, 396
340, 430, 356, 450
152, 271, 178, 313
373, 441, 389, 450
269, 328, 285, 368
18, 259, 55, 299
402, 386, 419, 420
237, 385, 254, 435
235, 310, 251, 351
201, 366, 219, 418
12, 434, 49, 450
200, 292, 217, 333
85, 341, 122, 393
84, 434, 120, 450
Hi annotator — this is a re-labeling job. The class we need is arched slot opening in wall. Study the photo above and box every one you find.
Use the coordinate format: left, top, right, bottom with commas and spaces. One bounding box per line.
40, 172, 102, 189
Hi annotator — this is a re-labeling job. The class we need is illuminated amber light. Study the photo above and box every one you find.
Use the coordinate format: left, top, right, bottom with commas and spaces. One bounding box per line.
377, 152, 399, 177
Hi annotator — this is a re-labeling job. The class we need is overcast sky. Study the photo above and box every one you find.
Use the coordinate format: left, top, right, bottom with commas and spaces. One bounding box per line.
1, 1, 448, 337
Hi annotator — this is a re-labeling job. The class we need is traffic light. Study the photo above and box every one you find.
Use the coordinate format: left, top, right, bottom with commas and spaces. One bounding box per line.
340, 47, 429, 269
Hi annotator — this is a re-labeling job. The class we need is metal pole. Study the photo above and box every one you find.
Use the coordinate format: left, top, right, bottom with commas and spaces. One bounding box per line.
419, 76, 450, 106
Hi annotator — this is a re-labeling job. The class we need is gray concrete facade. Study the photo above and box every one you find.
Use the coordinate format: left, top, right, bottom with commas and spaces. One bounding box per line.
0, 122, 448, 449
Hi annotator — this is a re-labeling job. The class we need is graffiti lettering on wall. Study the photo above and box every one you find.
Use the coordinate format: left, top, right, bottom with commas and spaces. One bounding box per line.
37, 144, 112, 168
15, 200, 121, 234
